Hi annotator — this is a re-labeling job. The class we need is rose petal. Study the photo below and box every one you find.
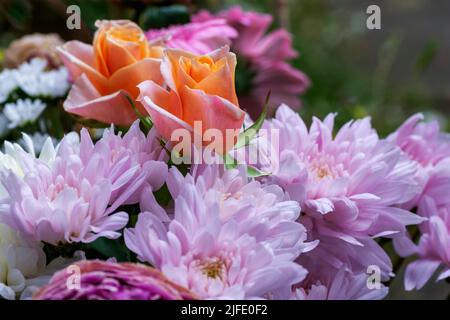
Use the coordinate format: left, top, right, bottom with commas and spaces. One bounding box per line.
162, 48, 197, 92
57, 41, 108, 93
104, 36, 139, 74
109, 58, 163, 99
180, 87, 245, 152
64, 73, 137, 125
196, 56, 238, 105
139, 91, 193, 143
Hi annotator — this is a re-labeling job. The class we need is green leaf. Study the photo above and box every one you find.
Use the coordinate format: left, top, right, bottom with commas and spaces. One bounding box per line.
223, 155, 269, 178
234, 91, 270, 149
87, 237, 130, 262
246, 165, 270, 178
43, 242, 83, 262
153, 183, 171, 207
224, 153, 238, 170
125, 94, 152, 133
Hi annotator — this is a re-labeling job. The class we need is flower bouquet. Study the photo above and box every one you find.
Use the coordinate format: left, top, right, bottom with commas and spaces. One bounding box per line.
0, 3, 449, 301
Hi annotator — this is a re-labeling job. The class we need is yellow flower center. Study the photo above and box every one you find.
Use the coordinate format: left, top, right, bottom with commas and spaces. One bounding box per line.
199, 258, 226, 280
316, 166, 332, 179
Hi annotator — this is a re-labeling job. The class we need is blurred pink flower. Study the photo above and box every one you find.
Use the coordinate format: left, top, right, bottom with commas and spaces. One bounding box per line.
193, 6, 310, 118
34, 260, 196, 300
125, 167, 309, 299
255, 105, 423, 281
146, 19, 237, 55
0, 122, 167, 245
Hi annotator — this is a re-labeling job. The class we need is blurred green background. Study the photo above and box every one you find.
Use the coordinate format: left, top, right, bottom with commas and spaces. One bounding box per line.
1, 0, 449, 299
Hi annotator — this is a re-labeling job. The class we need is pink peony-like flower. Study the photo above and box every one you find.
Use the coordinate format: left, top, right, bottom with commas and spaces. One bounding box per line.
33, 260, 196, 300
256, 105, 423, 280
293, 268, 388, 300
193, 6, 310, 118
146, 19, 237, 55
125, 166, 309, 299
0, 121, 168, 245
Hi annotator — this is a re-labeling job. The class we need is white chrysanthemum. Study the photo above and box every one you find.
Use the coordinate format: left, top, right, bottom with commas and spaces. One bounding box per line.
0, 134, 59, 299
0, 69, 18, 104
14, 58, 70, 98
0, 224, 46, 300
16, 132, 58, 155
0, 133, 57, 182
0, 133, 58, 204
3, 98, 46, 129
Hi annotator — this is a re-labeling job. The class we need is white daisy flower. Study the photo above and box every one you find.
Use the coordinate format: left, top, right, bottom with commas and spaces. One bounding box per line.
3, 98, 47, 129
0, 69, 18, 104
37, 67, 70, 97
14, 58, 70, 98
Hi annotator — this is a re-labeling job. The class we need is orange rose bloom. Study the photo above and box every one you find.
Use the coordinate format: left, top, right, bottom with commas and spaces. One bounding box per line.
138, 46, 245, 154
58, 20, 164, 125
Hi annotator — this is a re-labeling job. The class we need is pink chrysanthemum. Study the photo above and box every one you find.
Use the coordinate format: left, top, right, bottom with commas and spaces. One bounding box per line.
389, 114, 450, 169
164, 165, 317, 256
388, 113, 450, 209
146, 19, 237, 55
293, 268, 388, 300
389, 114, 450, 289
0, 122, 168, 245
125, 166, 311, 299
256, 105, 423, 280
403, 197, 450, 290
193, 6, 310, 118
79, 121, 168, 204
